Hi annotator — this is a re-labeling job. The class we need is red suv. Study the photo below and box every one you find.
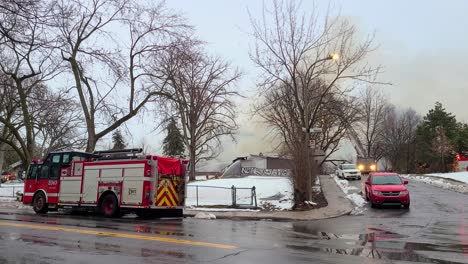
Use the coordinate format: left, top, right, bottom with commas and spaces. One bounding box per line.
364, 172, 410, 208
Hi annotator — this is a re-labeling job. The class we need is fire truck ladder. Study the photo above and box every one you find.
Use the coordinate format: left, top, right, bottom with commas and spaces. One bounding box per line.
93, 148, 143, 161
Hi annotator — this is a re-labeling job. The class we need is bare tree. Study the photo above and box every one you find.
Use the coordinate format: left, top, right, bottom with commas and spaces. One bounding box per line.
250, 1, 382, 204
0, 72, 17, 172
53, 0, 192, 151
160, 47, 241, 181
351, 86, 390, 161
28, 85, 86, 157
381, 107, 420, 173
0, 0, 61, 166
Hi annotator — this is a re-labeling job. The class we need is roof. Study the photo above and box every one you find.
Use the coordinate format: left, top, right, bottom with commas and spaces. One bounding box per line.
370, 172, 399, 176
48, 150, 92, 155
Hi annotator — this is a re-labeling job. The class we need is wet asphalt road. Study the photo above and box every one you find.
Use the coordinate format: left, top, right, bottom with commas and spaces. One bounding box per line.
0, 179, 466, 264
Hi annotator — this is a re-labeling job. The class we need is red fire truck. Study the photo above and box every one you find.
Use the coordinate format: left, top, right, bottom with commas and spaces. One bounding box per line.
23, 149, 187, 217
456, 152, 468, 172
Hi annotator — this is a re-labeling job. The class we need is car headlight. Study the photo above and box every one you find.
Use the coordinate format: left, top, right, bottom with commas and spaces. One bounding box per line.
358, 164, 364, 171
400, 191, 409, 195
372, 190, 382, 195
370, 164, 376, 171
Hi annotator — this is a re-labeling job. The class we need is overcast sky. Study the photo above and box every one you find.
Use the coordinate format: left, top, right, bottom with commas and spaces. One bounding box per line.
125, 0, 468, 162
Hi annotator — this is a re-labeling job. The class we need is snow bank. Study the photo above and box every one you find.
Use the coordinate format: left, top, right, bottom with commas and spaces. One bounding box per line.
426, 172, 468, 184
332, 175, 366, 214
186, 176, 294, 210
194, 212, 216, 219
402, 174, 468, 193
333, 176, 359, 193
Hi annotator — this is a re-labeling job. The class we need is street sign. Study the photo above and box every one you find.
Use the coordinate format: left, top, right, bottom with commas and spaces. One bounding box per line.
303, 127, 322, 133
310, 127, 322, 133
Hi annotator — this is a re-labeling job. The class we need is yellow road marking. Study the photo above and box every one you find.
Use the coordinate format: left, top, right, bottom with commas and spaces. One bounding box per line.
0, 221, 237, 249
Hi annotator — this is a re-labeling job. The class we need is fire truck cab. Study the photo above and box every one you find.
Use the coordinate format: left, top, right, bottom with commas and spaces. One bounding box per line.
23, 149, 187, 217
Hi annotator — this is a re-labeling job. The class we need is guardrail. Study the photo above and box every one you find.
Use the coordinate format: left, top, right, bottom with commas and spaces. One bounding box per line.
187, 185, 257, 208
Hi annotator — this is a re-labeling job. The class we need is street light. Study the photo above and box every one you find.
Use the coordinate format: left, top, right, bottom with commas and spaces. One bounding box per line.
330, 53, 339, 61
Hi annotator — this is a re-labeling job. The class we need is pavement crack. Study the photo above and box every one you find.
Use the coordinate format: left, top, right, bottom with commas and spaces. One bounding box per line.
209, 249, 249, 262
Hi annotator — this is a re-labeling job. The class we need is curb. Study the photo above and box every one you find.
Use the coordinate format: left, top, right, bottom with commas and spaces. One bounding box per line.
183, 208, 352, 221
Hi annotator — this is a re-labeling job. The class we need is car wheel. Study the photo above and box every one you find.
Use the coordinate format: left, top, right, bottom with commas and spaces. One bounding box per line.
365, 192, 369, 201
33, 192, 48, 214
100, 193, 119, 218
403, 203, 410, 209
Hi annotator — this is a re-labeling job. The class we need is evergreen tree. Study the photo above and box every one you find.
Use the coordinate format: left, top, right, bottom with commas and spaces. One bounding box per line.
416, 102, 458, 172
163, 119, 185, 157
112, 130, 126, 150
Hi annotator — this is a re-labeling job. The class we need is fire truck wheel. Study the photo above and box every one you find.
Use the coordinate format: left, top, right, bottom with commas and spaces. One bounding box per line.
33, 192, 48, 214
100, 193, 119, 217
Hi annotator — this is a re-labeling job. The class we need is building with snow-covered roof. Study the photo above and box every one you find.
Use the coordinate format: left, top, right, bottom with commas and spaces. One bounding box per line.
221, 153, 294, 178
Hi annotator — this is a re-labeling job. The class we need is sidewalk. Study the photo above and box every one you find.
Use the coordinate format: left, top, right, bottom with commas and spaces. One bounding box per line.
184, 175, 354, 221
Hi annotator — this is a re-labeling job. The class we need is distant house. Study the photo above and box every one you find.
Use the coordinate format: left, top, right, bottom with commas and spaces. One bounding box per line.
221, 153, 294, 178
9, 161, 24, 179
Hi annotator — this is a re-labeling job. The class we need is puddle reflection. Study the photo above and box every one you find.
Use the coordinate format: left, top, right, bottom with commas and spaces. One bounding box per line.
289, 224, 467, 263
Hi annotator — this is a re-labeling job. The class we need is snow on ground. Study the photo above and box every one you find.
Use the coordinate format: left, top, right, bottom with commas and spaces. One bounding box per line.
0, 200, 30, 209
187, 207, 260, 212
332, 175, 366, 215
194, 212, 217, 219
401, 174, 468, 194
0, 183, 24, 198
186, 176, 294, 210
195, 175, 217, 181
426, 172, 468, 184
332, 176, 359, 193
312, 176, 321, 192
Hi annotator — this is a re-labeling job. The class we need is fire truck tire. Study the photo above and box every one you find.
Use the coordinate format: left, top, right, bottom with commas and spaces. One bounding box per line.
33, 192, 48, 214
100, 193, 119, 218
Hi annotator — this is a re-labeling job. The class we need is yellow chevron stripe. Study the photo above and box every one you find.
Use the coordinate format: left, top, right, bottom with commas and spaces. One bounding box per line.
168, 184, 178, 201
156, 188, 165, 200
156, 196, 166, 206
166, 191, 177, 206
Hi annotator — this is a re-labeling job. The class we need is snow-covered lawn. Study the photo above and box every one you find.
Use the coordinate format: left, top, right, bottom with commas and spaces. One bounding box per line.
426, 172, 468, 184
186, 176, 294, 210
402, 174, 468, 194
332, 175, 366, 215
0, 183, 24, 198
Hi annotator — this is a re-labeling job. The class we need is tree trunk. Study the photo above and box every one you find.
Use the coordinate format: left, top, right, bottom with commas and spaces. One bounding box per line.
86, 132, 97, 153
0, 142, 6, 173
292, 140, 312, 206
188, 146, 196, 181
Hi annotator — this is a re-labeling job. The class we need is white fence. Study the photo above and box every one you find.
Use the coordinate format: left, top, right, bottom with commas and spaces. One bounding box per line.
0, 183, 24, 198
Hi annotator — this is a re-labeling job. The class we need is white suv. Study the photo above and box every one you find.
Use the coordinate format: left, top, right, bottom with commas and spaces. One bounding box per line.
336, 163, 362, 180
